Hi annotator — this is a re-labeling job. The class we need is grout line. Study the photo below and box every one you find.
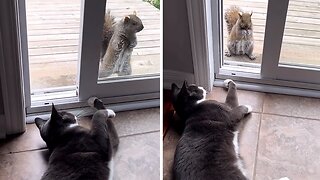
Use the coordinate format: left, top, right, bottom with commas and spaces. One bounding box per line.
0, 130, 160, 155
252, 113, 262, 180
252, 95, 266, 180
252, 112, 263, 180
261, 112, 320, 122
119, 129, 160, 139
0, 147, 48, 155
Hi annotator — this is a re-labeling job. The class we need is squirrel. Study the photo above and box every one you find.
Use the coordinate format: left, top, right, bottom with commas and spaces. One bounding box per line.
99, 11, 144, 77
224, 6, 255, 60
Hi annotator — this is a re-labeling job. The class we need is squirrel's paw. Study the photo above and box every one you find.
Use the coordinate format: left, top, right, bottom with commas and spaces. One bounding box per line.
225, 51, 232, 57
247, 54, 256, 60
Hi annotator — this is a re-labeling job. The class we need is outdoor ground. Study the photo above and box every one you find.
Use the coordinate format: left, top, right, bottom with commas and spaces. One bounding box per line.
26, 0, 160, 90
223, 0, 320, 67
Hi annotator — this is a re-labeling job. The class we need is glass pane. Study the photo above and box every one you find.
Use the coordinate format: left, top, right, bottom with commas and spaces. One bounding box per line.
26, 0, 81, 92
223, 0, 268, 67
279, 0, 320, 68
98, 0, 160, 80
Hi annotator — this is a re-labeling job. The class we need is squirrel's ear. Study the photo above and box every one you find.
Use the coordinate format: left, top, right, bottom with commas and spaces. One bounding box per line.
133, 11, 137, 15
124, 16, 130, 23
250, 11, 253, 16
238, 12, 243, 18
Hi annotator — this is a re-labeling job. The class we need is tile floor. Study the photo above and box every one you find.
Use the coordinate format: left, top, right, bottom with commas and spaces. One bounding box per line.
0, 108, 160, 180
163, 87, 320, 180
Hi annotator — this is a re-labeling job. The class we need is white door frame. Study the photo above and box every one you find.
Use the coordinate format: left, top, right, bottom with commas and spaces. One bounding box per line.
18, 0, 159, 115
186, 0, 320, 97
0, 0, 26, 136
77, 0, 160, 101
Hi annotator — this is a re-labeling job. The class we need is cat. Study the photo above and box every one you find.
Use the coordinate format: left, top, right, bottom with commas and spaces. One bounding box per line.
35, 97, 119, 180
171, 79, 252, 180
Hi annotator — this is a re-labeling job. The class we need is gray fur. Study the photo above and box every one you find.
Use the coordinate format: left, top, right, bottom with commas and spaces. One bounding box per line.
171, 80, 251, 180
100, 14, 144, 78
35, 100, 119, 180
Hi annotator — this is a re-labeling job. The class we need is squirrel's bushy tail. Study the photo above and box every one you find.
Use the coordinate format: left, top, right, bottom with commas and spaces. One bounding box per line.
224, 6, 241, 34
101, 10, 115, 59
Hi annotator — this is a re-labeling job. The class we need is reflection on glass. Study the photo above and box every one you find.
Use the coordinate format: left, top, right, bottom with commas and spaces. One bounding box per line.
223, 0, 268, 65
98, 0, 160, 80
26, 0, 81, 91
279, 0, 320, 68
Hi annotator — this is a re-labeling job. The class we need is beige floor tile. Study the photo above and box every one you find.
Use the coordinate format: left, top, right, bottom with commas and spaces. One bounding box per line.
111, 108, 160, 137
0, 150, 48, 180
163, 128, 180, 180
263, 94, 320, 120
208, 87, 265, 113
114, 132, 160, 180
255, 114, 320, 180
79, 108, 160, 137
0, 124, 46, 154
239, 113, 261, 180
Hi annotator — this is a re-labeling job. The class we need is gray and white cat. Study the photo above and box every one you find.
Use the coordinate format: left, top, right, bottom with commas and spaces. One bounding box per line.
35, 97, 119, 180
171, 79, 252, 180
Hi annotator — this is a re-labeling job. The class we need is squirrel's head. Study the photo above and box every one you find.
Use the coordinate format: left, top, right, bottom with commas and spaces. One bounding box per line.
238, 12, 252, 30
123, 14, 144, 33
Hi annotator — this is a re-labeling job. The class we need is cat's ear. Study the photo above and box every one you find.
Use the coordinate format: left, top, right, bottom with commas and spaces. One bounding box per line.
171, 83, 180, 100
182, 80, 188, 89
50, 103, 60, 120
35, 117, 46, 130
181, 81, 189, 95
171, 83, 179, 93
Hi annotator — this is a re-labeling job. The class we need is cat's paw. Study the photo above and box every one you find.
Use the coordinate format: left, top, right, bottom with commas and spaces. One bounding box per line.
247, 54, 256, 60
244, 105, 253, 114
87, 97, 98, 108
106, 109, 116, 118
223, 79, 235, 88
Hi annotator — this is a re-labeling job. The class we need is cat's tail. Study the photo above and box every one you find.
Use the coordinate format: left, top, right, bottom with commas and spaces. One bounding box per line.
101, 10, 115, 59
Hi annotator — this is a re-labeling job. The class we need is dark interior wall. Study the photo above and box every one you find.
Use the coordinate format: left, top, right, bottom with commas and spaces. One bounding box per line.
163, 0, 194, 74
0, 78, 4, 115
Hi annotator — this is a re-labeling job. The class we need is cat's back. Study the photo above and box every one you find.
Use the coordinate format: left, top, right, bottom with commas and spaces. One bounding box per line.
42, 127, 112, 180
173, 101, 246, 180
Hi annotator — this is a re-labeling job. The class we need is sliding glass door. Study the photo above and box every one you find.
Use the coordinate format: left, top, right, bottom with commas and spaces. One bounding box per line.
212, 0, 320, 88
19, 0, 160, 114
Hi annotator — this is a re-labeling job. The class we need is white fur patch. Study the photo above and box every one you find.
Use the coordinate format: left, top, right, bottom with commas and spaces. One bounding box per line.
99, 109, 116, 118
68, 116, 79, 128
233, 131, 247, 177
196, 86, 207, 104
244, 105, 253, 114
108, 158, 114, 180
278, 178, 290, 180
223, 79, 234, 88
68, 123, 79, 128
